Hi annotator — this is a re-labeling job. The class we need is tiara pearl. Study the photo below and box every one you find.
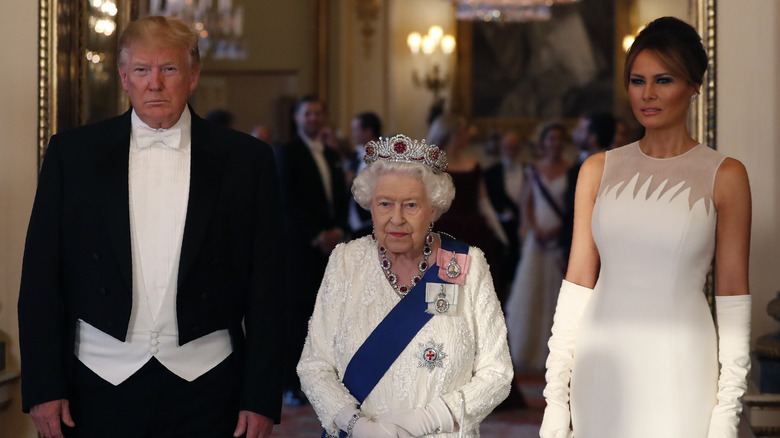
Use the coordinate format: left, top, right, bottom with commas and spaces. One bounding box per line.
363, 135, 448, 174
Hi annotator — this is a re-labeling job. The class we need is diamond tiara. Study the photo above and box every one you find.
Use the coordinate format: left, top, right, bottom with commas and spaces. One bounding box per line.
363, 135, 448, 174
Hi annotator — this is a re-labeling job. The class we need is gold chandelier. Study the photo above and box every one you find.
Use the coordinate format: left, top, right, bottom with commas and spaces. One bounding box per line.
149, 0, 247, 60
451, 0, 581, 22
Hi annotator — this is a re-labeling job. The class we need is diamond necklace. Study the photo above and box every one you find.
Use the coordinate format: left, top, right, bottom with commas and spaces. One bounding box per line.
374, 231, 434, 297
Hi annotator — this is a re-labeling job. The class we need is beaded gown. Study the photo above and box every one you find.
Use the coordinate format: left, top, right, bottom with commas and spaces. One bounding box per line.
505, 167, 567, 371
297, 236, 513, 437
570, 143, 726, 437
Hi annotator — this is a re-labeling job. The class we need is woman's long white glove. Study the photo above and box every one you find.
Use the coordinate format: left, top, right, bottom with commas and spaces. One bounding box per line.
375, 396, 456, 437
707, 295, 752, 438
335, 405, 412, 438
539, 280, 593, 438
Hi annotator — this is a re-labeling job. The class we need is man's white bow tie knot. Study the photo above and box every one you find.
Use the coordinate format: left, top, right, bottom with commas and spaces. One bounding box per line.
135, 126, 182, 150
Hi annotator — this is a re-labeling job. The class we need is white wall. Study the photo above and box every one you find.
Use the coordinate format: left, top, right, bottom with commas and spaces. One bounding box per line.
718, 1, 780, 346
0, 1, 42, 436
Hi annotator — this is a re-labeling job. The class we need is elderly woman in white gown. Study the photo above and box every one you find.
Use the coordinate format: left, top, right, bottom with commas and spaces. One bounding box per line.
297, 135, 512, 438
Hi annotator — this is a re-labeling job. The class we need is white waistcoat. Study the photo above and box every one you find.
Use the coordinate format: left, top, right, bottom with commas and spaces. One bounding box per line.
75, 109, 231, 385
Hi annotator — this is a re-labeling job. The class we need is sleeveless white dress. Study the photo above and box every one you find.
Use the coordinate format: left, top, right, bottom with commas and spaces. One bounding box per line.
570, 142, 726, 437
505, 168, 567, 371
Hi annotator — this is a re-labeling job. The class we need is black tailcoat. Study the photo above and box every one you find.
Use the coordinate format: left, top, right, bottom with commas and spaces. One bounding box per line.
18, 108, 285, 422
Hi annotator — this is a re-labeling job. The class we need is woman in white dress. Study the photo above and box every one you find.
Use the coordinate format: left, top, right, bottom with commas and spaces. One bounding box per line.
505, 122, 571, 372
540, 17, 752, 438
297, 134, 512, 438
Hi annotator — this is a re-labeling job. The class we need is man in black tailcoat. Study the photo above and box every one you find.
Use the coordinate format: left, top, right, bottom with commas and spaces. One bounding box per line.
18, 16, 283, 438
276, 96, 348, 406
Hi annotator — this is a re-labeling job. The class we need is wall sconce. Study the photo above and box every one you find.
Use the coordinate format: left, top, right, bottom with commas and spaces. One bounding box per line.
407, 26, 456, 101
622, 25, 645, 52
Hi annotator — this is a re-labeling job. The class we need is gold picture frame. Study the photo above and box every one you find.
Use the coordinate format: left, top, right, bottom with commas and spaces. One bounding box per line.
38, 0, 136, 168
452, 0, 716, 150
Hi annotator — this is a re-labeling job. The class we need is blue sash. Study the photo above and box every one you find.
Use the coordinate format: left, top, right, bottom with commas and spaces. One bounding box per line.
323, 234, 468, 438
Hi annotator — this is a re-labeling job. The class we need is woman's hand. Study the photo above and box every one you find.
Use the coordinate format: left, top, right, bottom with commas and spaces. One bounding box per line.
351, 417, 413, 438
539, 401, 572, 438
375, 397, 455, 437
335, 405, 412, 438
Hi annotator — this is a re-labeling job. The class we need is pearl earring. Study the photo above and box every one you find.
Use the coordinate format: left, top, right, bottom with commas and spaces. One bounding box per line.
690, 93, 698, 103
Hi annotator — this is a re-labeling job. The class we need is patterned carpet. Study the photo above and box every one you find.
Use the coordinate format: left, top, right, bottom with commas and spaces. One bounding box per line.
272, 374, 545, 438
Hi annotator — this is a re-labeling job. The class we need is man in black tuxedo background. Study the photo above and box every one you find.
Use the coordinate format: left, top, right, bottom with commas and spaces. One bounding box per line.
559, 111, 616, 270
346, 111, 382, 239
18, 16, 283, 438
276, 96, 348, 406
485, 131, 525, 302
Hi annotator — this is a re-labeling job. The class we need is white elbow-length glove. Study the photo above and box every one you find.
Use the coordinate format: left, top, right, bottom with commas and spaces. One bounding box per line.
539, 280, 593, 438
376, 396, 456, 437
707, 294, 752, 438
335, 405, 412, 438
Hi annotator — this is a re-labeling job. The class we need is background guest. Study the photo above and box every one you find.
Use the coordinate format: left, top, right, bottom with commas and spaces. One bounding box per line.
347, 111, 382, 238
250, 124, 272, 145
610, 117, 636, 150
485, 131, 526, 302
205, 108, 236, 129
276, 95, 349, 407
505, 121, 571, 372
427, 114, 508, 300
559, 112, 616, 270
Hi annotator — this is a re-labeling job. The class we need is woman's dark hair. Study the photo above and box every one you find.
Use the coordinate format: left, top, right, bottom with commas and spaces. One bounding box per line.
538, 121, 566, 145
624, 16, 708, 88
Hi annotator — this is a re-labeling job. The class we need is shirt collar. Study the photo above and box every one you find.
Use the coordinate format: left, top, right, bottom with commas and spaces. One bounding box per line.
131, 108, 192, 151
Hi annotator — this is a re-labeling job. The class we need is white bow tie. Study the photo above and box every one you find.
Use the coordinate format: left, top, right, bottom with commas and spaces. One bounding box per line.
135, 126, 182, 150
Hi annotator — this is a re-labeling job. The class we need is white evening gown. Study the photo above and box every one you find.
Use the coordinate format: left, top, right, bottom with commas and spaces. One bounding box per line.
505, 169, 567, 371
297, 236, 513, 437
570, 143, 725, 437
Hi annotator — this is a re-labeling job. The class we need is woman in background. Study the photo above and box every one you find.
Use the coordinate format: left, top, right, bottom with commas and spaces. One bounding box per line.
504, 121, 571, 373
427, 114, 509, 301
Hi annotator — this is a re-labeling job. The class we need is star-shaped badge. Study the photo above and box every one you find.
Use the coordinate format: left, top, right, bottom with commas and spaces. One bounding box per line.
418, 340, 447, 372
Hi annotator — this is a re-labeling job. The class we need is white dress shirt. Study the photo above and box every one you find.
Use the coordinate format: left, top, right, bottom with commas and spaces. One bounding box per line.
75, 108, 232, 385
503, 158, 524, 211
301, 134, 333, 205
348, 144, 370, 232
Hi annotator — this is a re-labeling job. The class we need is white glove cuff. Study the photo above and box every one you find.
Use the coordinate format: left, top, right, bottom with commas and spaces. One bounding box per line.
559, 279, 594, 305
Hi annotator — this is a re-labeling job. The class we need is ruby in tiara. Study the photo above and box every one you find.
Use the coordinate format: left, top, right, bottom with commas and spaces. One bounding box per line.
363, 134, 448, 174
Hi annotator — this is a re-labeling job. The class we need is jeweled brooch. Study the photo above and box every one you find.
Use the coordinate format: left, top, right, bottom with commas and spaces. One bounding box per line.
418, 341, 447, 372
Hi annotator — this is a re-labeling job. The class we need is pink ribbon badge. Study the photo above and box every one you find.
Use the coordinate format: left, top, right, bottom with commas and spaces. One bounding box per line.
436, 249, 470, 285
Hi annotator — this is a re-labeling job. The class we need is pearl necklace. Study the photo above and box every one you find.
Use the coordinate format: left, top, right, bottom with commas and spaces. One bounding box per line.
375, 231, 434, 297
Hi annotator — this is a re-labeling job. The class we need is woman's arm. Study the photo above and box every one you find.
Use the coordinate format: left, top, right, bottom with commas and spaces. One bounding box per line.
564, 153, 605, 288
296, 245, 360, 434
478, 178, 509, 245
713, 157, 751, 296
519, 166, 535, 239
709, 157, 752, 437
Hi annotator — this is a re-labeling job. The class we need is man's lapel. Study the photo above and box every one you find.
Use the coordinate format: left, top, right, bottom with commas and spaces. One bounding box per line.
177, 109, 228, 287
94, 109, 133, 292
